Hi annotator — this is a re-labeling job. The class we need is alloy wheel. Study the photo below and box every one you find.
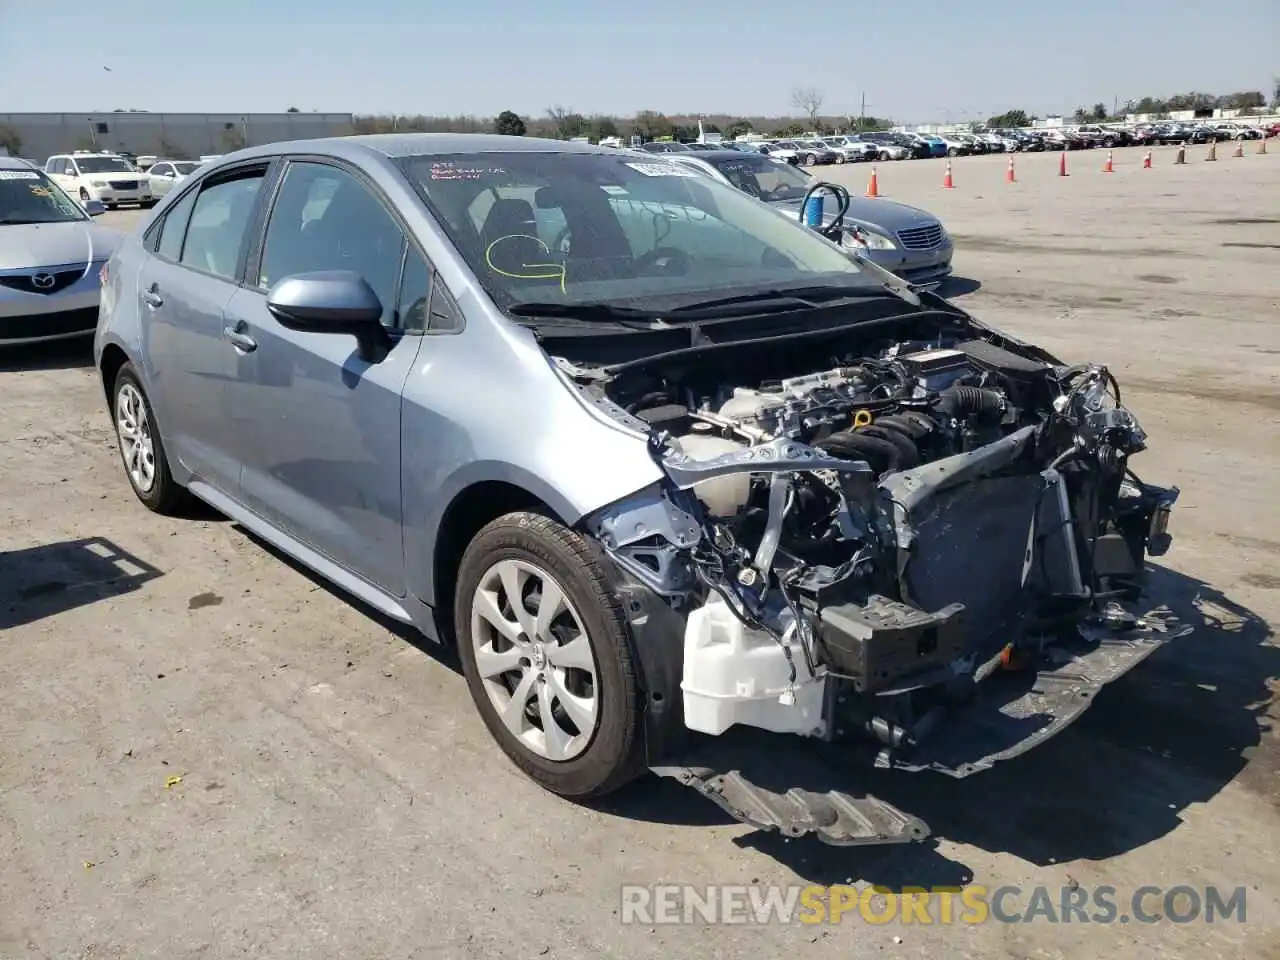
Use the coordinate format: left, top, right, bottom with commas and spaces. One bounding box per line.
115, 382, 157, 494
469, 558, 600, 762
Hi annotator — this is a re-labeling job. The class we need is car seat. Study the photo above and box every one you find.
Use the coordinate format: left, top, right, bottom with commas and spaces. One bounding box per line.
480, 198, 549, 278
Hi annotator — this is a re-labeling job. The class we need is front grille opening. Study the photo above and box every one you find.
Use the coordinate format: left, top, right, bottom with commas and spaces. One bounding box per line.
0, 266, 88, 296
897, 224, 945, 250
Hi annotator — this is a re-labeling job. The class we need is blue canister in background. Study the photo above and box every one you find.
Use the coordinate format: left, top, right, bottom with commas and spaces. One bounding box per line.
803, 191, 824, 229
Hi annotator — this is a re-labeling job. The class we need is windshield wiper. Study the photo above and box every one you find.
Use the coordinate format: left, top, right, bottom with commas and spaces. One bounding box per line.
505, 301, 664, 330
663, 285, 902, 316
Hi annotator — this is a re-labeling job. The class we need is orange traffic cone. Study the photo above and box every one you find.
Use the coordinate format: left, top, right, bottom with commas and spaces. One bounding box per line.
865, 165, 879, 197
1143, 149, 1152, 168
1005, 155, 1016, 183
1206, 140, 1217, 161
943, 159, 955, 189
1233, 140, 1244, 158
1103, 149, 1114, 173
1058, 151, 1068, 176
1175, 145, 1186, 164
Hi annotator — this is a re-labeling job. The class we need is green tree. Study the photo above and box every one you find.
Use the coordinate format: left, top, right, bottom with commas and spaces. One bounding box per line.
1217, 91, 1265, 110
591, 116, 619, 140
493, 110, 527, 136
1091, 103, 1108, 121
631, 110, 673, 139
1072, 106, 1089, 123
546, 105, 588, 139
287, 106, 300, 113
987, 109, 1029, 128
724, 119, 753, 139
0, 124, 21, 156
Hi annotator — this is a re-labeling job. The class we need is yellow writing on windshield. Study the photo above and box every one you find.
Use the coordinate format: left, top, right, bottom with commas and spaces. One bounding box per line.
484, 234, 567, 294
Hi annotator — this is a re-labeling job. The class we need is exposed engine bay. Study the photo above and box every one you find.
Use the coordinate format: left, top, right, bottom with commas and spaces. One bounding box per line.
557, 297, 1181, 842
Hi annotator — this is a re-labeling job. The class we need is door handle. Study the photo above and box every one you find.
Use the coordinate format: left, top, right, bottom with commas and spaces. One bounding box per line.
142, 289, 163, 308
223, 326, 257, 352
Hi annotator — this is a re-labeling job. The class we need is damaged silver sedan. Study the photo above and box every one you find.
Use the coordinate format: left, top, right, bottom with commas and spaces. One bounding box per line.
97, 134, 1181, 845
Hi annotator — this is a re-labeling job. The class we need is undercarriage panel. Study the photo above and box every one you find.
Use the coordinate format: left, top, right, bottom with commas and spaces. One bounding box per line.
650, 729, 929, 846
882, 616, 1192, 777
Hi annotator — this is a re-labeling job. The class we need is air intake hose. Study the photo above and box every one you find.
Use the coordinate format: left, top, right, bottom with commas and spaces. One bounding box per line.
935, 385, 1005, 421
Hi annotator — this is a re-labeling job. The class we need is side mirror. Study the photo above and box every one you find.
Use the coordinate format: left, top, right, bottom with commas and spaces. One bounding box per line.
266, 271, 391, 362
83, 199, 106, 216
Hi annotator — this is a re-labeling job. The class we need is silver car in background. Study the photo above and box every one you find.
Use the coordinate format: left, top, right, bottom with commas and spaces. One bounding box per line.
666, 150, 954, 288
1, 157, 123, 346
94, 134, 1180, 846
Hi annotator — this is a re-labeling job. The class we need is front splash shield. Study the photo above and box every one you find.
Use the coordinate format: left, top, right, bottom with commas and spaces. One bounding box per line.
651, 613, 1190, 845
650, 729, 929, 846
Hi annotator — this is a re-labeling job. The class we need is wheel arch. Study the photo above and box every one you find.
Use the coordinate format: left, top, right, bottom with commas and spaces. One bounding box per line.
98, 342, 131, 406
428, 478, 564, 644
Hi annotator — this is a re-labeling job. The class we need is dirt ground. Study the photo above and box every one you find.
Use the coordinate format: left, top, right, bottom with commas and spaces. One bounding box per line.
2, 144, 1278, 959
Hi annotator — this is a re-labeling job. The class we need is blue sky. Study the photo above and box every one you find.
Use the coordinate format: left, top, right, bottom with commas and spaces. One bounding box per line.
1, 0, 1275, 123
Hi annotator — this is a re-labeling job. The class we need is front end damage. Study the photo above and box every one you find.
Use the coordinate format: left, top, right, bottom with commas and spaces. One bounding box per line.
570, 311, 1184, 845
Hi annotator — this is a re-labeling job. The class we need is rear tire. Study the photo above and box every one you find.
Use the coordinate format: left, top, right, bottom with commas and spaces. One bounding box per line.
803, 153, 817, 166
110, 363, 192, 515
454, 512, 646, 799
79, 188, 89, 202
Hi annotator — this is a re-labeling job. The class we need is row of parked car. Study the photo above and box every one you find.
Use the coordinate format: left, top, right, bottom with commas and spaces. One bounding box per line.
637, 119, 1278, 165
9, 151, 214, 211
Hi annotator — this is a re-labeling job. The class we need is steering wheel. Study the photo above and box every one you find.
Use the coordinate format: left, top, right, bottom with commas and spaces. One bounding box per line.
633, 246, 690, 277
552, 224, 572, 255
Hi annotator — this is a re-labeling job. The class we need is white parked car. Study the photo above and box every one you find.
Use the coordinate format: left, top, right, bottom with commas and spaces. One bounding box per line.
0, 156, 124, 346
756, 140, 800, 164
44, 152, 155, 210
822, 136, 877, 162
146, 160, 203, 197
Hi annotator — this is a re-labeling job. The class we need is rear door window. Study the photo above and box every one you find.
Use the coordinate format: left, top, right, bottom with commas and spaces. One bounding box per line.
156, 187, 199, 262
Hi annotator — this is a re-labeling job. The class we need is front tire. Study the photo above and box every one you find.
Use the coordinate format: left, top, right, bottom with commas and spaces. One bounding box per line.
454, 512, 645, 799
111, 363, 190, 514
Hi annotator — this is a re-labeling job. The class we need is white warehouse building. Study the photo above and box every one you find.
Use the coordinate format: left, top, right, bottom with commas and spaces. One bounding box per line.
0, 112, 356, 164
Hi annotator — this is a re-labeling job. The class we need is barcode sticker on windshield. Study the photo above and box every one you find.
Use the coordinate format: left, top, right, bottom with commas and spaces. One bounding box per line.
625, 162, 698, 178
0, 171, 39, 180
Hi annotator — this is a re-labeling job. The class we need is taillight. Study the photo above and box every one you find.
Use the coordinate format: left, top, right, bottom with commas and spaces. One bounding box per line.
99, 261, 110, 284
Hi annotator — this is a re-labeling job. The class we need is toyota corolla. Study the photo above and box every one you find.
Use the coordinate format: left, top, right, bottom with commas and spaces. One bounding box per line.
95, 134, 1182, 845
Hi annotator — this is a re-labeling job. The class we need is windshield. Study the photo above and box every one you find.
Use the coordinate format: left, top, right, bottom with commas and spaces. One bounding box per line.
399, 151, 871, 314
0, 169, 87, 224
173, 162, 201, 175
703, 153, 812, 202
74, 156, 136, 174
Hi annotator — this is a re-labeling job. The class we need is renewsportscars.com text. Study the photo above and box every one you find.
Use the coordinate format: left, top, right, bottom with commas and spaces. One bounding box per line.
620, 884, 1248, 926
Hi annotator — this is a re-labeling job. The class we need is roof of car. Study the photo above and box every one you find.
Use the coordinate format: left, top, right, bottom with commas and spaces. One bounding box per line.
0, 155, 36, 170
669, 150, 775, 163
223, 133, 617, 166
